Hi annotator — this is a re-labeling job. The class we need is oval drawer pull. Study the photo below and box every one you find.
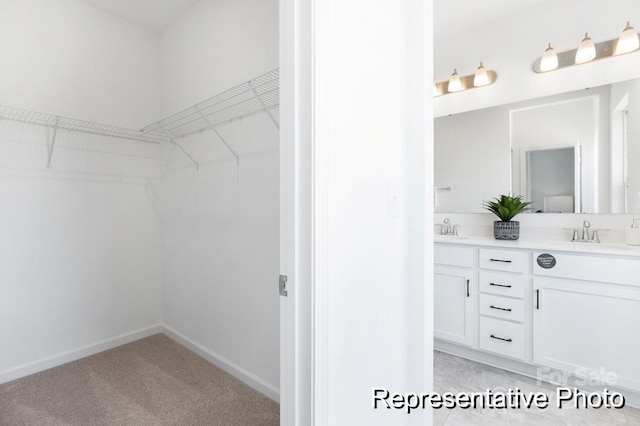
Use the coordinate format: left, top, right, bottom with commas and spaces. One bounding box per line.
489, 305, 512, 312
489, 258, 512, 263
490, 334, 512, 342
489, 282, 512, 288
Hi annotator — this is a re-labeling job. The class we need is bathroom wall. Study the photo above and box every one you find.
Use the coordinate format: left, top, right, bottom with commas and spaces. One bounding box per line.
434, 212, 640, 243
434, 0, 640, 117
434, 0, 640, 243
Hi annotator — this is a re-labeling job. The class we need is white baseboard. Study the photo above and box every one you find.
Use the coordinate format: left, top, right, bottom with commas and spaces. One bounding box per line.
161, 324, 280, 402
0, 324, 163, 385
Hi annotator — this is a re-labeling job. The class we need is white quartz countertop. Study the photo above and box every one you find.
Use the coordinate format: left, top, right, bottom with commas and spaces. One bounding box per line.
434, 235, 640, 257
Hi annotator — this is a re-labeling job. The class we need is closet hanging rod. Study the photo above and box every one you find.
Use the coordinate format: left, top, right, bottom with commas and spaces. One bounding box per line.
141, 68, 279, 139
0, 105, 169, 144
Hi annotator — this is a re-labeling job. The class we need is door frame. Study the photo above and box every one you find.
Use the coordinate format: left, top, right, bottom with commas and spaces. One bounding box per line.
279, 1, 432, 424
279, 0, 313, 424
520, 144, 580, 213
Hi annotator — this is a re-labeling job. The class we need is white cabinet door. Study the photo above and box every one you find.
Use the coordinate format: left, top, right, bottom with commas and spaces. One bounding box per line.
533, 277, 640, 392
434, 265, 474, 347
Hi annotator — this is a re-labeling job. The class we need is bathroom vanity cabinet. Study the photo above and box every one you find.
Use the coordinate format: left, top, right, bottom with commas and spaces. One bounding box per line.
532, 252, 640, 392
434, 245, 474, 346
435, 239, 640, 394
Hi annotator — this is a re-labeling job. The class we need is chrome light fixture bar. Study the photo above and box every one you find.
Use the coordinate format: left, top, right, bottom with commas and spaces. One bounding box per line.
534, 22, 640, 73
434, 63, 497, 97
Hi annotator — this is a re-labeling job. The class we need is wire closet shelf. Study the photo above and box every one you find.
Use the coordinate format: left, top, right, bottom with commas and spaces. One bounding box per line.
140, 68, 280, 140
0, 106, 168, 144
0, 69, 279, 170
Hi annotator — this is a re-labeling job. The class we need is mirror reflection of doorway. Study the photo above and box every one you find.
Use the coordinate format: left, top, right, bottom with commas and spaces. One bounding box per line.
524, 146, 581, 213
611, 95, 630, 213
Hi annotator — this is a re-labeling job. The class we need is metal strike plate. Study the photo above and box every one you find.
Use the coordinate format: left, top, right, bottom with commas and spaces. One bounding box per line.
279, 275, 288, 297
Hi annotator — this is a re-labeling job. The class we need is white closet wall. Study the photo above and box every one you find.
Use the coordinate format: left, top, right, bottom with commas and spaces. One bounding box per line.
0, 0, 280, 400
0, 0, 165, 382
160, 0, 280, 398
0, 0, 162, 128
160, 0, 279, 115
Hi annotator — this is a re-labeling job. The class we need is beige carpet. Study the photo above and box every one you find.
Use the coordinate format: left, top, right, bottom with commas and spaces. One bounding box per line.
0, 334, 279, 426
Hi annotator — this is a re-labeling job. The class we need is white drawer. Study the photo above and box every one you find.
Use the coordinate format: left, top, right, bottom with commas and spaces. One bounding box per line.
479, 271, 525, 299
479, 316, 526, 360
479, 248, 527, 273
479, 294, 525, 323
532, 252, 640, 286
435, 244, 474, 268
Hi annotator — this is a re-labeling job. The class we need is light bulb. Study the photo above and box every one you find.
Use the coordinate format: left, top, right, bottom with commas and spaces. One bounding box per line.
575, 33, 596, 64
473, 62, 490, 87
615, 21, 640, 55
447, 69, 463, 93
540, 43, 559, 72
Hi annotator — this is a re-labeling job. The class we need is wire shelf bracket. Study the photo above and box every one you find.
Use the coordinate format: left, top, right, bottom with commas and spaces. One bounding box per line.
172, 138, 199, 171
157, 122, 199, 171
47, 117, 60, 168
195, 107, 239, 163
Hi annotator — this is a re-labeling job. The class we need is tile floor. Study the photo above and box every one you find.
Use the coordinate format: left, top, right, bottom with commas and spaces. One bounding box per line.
433, 351, 640, 425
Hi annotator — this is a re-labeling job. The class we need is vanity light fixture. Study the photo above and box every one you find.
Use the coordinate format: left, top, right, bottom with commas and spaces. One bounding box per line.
447, 69, 463, 93
539, 43, 559, 72
575, 33, 596, 64
534, 21, 640, 73
473, 62, 490, 87
616, 21, 640, 55
434, 64, 498, 96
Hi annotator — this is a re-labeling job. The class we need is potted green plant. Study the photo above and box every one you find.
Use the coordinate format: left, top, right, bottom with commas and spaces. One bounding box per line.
483, 194, 532, 240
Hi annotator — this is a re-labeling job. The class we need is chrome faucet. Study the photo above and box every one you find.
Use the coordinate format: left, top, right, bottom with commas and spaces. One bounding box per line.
582, 220, 591, 240
571, 220, 600, 243
440, 218, 459, 236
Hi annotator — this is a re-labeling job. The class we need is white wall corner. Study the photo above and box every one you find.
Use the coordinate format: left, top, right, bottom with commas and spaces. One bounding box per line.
161, 324, 280, 402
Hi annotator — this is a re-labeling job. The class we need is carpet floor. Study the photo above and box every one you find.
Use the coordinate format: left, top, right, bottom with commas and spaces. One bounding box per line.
0, 334, 279, 426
